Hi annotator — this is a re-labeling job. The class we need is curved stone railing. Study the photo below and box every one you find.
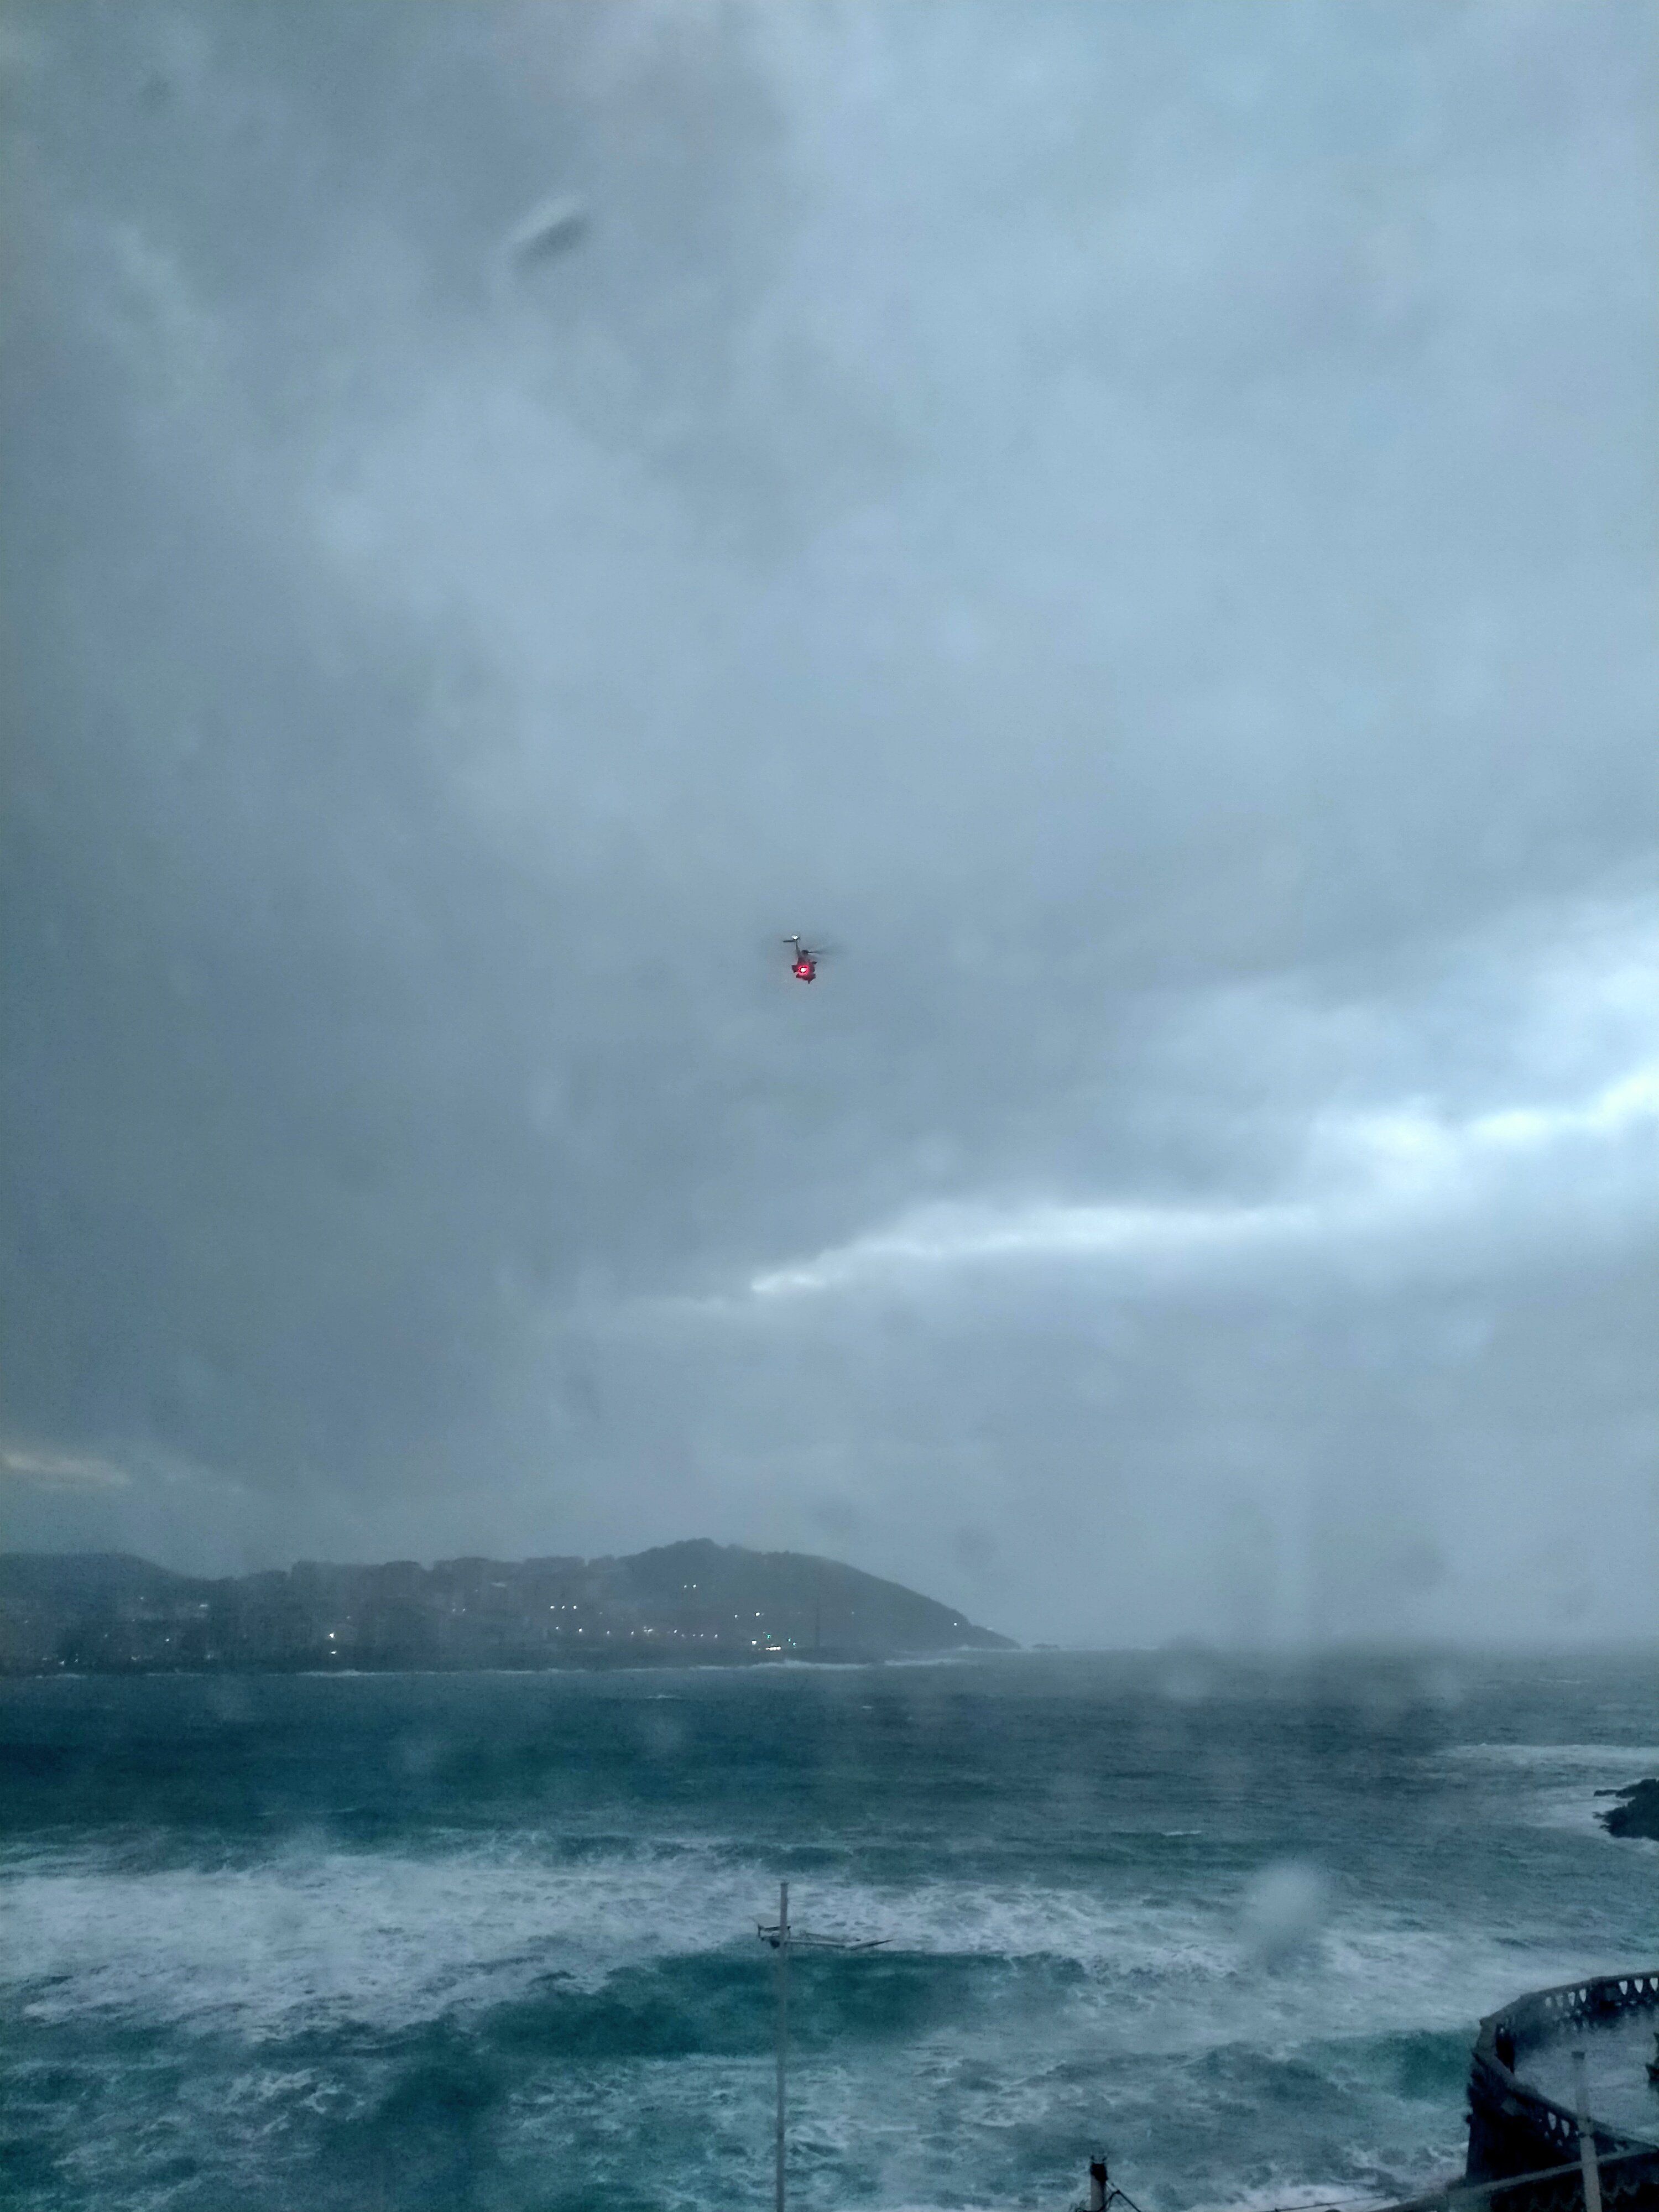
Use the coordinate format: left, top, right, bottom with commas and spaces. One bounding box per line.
1466, 1968, 1659, 2185
1384, 2145, 1659, 2212
1079, 1971, 1659, 2212
1469, 1973, 1659, 2212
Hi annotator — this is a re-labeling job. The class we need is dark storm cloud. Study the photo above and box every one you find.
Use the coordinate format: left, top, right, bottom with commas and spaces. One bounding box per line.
2, 2, 1654, 1639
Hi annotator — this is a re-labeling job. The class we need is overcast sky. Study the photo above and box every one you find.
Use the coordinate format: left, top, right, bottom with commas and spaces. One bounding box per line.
2, 1, 1655, 1646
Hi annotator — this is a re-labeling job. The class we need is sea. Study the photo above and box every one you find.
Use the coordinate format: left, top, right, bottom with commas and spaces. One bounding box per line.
2, 1651, 1656, 2212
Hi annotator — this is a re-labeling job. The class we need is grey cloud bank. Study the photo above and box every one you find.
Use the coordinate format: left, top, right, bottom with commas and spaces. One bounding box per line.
2, 2, 1654, 1646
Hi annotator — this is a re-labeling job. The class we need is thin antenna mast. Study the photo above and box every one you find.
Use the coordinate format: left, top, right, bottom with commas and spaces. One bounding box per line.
757, 1886, 884, 2212
1573, 2049, 1604, 2212
775, 1881, 789, 2212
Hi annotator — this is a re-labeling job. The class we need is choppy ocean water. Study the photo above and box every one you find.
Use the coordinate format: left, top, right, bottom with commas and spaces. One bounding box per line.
2, 1652, 1656, 2212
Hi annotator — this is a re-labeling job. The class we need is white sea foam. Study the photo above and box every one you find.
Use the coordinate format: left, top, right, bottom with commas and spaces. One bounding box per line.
1434, 1742, 1659, 1837
1439, 1744, 1659, 1770
1, 1839, 768, 2034
0, 1829, 1608, 2057
1181, 2188, 1399, 2212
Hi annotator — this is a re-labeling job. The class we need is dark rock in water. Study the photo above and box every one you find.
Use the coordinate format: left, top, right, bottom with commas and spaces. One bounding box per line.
1597, 1778, 1659, 1839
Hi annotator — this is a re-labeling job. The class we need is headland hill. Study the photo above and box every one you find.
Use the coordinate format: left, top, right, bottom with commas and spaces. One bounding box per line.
0, 1540, 1016, 1674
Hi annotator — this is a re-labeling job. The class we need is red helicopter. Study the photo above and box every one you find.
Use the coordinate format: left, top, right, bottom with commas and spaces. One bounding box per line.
784, 935, 830, 983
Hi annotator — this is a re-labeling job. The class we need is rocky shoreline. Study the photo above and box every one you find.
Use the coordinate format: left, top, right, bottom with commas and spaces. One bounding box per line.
1597, 1778, 1659, 1840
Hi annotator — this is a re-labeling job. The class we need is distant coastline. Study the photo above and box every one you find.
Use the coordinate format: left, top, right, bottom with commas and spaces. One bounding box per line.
0, 1538, 1016, 1676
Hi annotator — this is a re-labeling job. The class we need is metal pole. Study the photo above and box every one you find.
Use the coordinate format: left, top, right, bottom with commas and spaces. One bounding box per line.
775, 1881, 790, 2212
1573, 2049, 1603, 2212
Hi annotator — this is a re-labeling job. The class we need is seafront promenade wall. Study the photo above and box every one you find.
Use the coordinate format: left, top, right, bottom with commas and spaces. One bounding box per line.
1358, 1968, 1659, 2212
1465, 1969, 1659, 2189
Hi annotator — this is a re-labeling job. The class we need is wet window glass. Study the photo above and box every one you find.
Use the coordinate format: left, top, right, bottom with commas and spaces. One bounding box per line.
3, 8, 1656, 2211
